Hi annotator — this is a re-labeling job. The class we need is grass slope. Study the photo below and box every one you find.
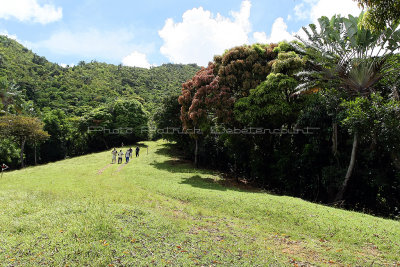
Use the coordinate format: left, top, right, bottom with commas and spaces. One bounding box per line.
0, 140, 399, 266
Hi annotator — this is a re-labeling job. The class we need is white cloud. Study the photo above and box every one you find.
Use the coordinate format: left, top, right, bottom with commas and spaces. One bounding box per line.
295, 26, 309, 41
294, 0, 361, 22
158, 0, 251, 66
253, 17, 295, 44
0, 29, 34, 49
122, 51, 151, 68
294, 3, 308, 20
0, 0, 62, 24
59, 63, 75, 68
291, 0, 362, 42
0, 30, 18, 40
33, 29, 152, 63
310, 0, 361, 21
253, 31, 267, 43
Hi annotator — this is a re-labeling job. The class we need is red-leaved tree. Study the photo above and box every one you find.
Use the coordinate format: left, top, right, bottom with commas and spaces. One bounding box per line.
212, 44, 278, 124
178, 63, 218, 167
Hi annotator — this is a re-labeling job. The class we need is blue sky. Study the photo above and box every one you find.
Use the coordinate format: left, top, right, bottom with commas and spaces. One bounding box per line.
0, 0, 362, 67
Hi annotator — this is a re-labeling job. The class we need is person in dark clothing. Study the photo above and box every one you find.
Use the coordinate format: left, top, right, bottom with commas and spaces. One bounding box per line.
135, 146, 140, 157
125, 150, 130, 163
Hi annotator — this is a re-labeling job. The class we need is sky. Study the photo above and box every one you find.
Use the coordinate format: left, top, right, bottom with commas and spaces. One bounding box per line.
0, 0, 363, 68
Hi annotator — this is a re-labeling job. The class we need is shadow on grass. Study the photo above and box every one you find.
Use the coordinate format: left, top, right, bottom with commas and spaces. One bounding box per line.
150, 160, 215, 175
152, 143, 215, 174
152, 142, 263, 193
134, 143, 149, 148
179, 175, 228, 191
153, 143, 181, 158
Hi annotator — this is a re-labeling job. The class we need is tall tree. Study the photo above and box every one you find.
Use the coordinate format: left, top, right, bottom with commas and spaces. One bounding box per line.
41, 109, 71, 162
295, 14, 400, 201
178, 63, 218, 167
354, 0, 400, 31
79, 99, 149, 151
212, 44, 278, 124
0, 115, 49, 168
154, 94, 188, 143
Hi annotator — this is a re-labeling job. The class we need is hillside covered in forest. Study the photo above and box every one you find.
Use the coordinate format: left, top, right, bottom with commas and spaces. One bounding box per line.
0, 35, 200, 115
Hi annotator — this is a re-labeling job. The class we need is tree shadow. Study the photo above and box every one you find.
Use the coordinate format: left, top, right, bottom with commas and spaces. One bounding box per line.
152, 142, 264, 193
153, 143, 182, 158
150, 160, 215, 175
133, 142, 149, 148
179, 175, 228, 191
152, 160, 265, 193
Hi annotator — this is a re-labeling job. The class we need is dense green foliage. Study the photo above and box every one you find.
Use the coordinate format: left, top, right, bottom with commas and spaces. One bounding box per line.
1, 10, 400, 218
355, 0, 400, 30
0, 115, 49, 167
1, 8, 400, 265
0, 35, 199, 167
167, 13, 400, 218
212, 44, 278, 124
153, 94, 191, 144
295, 13, 400, 201
79, 99, 149, 152
0, 35, 199, 116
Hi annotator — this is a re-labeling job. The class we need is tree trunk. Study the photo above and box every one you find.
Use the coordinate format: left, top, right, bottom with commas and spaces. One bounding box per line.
194, 138, 198, 168
391, 152, 400, 170
20, 137, 26, 168
332, 122, 338, 156
335, 132, 358, 201
102, 136, 109, 149
34, 142, 37, 165
370, 131, 377, 151
392, 85, 399, 100
235, 158, 239, 183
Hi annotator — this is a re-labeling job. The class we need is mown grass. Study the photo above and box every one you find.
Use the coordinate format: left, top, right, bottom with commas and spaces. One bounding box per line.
0, 140, 399, 266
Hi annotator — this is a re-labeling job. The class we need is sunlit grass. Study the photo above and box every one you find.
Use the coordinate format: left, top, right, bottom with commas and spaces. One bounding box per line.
0, 140, 399, 266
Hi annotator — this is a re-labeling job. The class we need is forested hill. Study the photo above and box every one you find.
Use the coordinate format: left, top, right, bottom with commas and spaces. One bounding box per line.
0, 35, 200, 115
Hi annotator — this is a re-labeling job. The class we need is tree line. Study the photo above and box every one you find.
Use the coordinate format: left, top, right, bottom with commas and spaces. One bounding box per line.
1, 1, 400, 218
0, 36, 199, 168
155, 13, 400, 218
0, 86, 149, 168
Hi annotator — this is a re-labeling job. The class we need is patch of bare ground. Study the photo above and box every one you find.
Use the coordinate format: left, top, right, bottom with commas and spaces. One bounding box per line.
115, 162, 128, 173
272, 234, 352, 266
218, 174, 263, 192
185, 223, 325, 266
272, 234, 321, 266
97, 163, 112, 174
187, 226, 221, 235
355, 243, 394, 266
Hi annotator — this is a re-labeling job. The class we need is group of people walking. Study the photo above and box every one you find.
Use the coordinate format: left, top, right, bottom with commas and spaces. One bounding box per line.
111, 146, 140, 164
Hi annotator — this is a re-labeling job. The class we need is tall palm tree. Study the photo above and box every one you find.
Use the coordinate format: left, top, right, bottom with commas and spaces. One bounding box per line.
294, 14, 400, 201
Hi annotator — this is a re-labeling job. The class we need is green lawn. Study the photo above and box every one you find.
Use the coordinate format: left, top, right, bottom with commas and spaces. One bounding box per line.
0, 140, 399, 266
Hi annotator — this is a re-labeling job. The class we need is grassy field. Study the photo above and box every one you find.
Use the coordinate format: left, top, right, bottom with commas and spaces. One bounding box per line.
0, 140, 399, 266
